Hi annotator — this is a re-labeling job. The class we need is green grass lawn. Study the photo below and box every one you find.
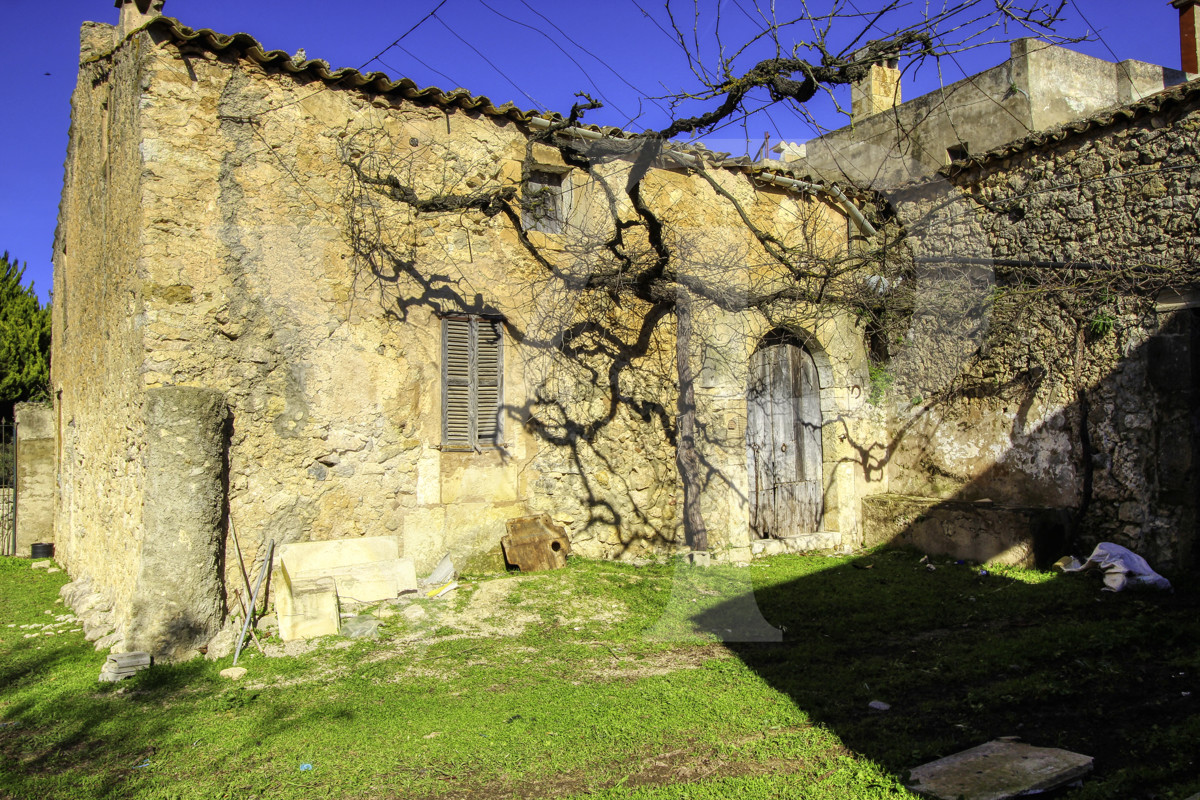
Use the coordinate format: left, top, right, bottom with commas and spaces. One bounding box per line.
1, 550, 1197, 799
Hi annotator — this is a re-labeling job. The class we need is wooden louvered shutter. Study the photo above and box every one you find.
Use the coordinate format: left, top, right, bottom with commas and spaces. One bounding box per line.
442, 318, 472, 448
442, 316, 503, 448
475, 320, 503, 445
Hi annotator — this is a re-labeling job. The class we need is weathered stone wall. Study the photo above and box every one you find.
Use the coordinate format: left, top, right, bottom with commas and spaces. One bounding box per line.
884, 84, 1200, 568
52, 22, 153, 620
53, 19, 891, 648
14, 403, 54, 556
862, 494, 1071, 568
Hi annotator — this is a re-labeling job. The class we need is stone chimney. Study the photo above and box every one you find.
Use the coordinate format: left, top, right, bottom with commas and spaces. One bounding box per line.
115, 0, 165, 39
851, 57, 902, 124
1173, 0, 1200, 73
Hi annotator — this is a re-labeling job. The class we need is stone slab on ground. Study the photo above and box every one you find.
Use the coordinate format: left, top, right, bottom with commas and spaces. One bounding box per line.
276, 575, 341, 641
98, 651, 151, 683
107, 651, 151, 669
750, 531, 842, 556
220, 667, 247, 680
277, 536, 417, 604
907, 740, 1093, 800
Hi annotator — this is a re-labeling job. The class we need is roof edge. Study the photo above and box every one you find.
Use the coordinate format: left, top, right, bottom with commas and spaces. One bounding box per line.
95, 16, 877, 226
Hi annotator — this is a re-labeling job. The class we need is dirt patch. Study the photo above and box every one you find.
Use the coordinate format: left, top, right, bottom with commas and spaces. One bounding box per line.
403, 727, 844, 800
579, 642, 734, 682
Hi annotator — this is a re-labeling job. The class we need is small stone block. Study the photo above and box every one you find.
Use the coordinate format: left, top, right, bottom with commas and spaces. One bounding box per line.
97, 652, 151, 683
276, 574, 341, 642
31, 561, 51, 570
402, 604, 427, 621
219, 667, 247, 680
907, 740, 1093, 800
106, 651, 151, 669
502, 515, 570, 572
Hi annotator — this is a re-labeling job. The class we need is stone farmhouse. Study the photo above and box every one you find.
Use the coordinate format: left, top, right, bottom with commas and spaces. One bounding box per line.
49, 0, 1198, 658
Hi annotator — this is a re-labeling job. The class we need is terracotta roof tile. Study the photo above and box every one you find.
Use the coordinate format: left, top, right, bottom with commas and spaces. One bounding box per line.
121, 18, 863, 202
140, 16, 636, 136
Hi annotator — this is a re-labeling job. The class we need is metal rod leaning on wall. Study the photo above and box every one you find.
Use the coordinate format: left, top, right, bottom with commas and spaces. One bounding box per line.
232, 588, 266, 656
233, 538, 274, 667
231, 516, 273, 617
229, 516, 254, 602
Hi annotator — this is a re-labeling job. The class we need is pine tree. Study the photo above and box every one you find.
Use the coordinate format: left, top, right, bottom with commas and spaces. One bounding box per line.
0, 252, 51, 419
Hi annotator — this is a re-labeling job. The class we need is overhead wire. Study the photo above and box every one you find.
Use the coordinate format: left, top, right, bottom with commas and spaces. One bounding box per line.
431, 13, 547, 110
515, 0, 673, 122
380, 48, 459, 90
220, 0, 452, 122
361, 0, 452, 72
1068, 0, 1143, 99
476, 0, 627, 120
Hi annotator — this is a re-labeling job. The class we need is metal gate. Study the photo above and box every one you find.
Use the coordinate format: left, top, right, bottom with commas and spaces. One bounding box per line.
1, 419, 15, 556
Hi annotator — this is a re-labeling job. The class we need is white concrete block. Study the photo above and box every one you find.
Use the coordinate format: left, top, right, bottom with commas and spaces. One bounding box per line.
276, 572, 341, 642
277, 536, 417, 605
277, 536, 401, 574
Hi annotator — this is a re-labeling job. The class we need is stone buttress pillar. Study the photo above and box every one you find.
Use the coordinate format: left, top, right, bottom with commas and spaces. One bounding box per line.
127, 387, 229, 660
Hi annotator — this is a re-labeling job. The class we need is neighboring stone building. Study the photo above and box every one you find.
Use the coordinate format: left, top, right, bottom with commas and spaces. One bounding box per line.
768, 2, 1200, 570
791, 38, 1194, 187
867, 76, 1200, 570
51, 1, 1198, 659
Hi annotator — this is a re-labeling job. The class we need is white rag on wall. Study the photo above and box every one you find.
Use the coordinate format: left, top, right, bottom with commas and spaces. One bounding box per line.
1057, 542, 1172, 592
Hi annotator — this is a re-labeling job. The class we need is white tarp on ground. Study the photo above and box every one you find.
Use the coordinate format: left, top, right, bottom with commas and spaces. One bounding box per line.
1057, 542, 1172, 592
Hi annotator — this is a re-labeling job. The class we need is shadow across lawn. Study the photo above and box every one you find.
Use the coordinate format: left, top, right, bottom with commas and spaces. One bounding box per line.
0, 641, 354, 800
690, 549, 1200, 798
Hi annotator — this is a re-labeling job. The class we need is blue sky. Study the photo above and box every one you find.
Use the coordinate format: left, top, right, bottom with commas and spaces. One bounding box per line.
0, 0, 1186, 303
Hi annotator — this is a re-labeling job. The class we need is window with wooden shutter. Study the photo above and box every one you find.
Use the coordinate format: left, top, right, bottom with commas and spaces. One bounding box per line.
441, 316, 503, 449
523, 170, 567, 234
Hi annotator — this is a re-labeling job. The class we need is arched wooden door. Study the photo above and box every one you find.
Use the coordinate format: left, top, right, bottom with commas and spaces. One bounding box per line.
747, 333, 823, 538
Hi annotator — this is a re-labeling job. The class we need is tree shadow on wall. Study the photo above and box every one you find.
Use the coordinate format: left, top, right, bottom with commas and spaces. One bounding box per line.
867, 305, 1200, 572
344, 201, 761, 559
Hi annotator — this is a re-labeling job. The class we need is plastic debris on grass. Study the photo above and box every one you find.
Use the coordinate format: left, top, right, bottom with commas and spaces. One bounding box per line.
420, 553, 456, 588
1056, 542, 1172, 592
